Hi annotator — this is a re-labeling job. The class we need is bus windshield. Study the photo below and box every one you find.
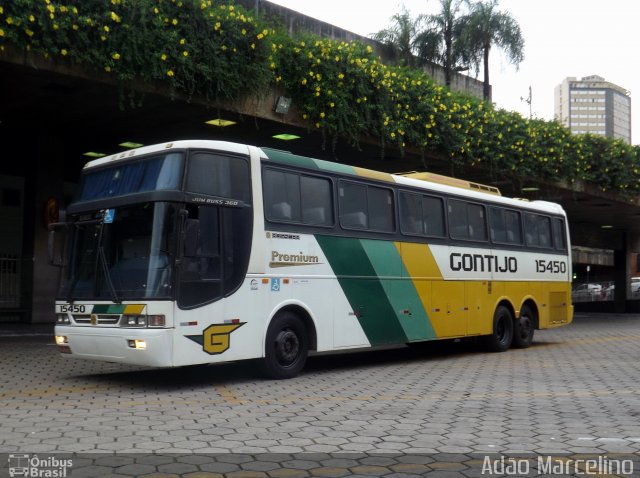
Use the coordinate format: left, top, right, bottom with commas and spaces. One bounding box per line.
59, 202, 179, 301
75, 152, 184, 202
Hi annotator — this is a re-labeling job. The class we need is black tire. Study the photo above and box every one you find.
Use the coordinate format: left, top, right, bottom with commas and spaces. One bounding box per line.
512, 305, 535, 348
483, 305, 514, 352
260, 311, 309, 379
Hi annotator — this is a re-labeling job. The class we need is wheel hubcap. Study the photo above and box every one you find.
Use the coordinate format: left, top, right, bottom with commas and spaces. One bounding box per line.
519, 316, 532, 339
275, 329, 300, 365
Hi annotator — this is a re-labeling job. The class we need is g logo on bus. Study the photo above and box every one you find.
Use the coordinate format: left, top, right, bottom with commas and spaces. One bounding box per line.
185, 323, 245, 355
90, 314, 98, 326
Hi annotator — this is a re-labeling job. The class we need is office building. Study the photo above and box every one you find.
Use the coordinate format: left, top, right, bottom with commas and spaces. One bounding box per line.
554, 75, 631, 144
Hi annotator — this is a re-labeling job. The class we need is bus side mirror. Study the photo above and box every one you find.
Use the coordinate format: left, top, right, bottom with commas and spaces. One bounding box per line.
48, 227, 65, 267
183, 219, 199, 257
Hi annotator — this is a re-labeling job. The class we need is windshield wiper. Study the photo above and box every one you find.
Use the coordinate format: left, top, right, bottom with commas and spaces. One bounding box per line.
98, 246, 120, 304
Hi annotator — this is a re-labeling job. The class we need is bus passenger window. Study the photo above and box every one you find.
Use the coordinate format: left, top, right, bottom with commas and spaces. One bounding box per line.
301, 176, 333, 226
552, 217, 567, 250
468, 204, 487, 241
423, 196, 445, 236
489, 208, 507, 242
448, 200, 468, 239
490, 207, 522, 245
524, 213, 552, 248
368, 186, 394, 232
339, 182, 368, 229
264, 169, 301, 222
449, 200, 486, 241
400, 192, 423, 234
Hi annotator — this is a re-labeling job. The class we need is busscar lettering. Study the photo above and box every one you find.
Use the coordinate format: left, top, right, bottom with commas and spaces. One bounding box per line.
191, 197, 241, 207
449, 253, 517, 273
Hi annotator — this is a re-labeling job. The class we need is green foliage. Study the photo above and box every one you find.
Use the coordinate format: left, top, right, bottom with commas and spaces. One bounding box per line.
1, 0, 640, 194
0, 0, 274, 101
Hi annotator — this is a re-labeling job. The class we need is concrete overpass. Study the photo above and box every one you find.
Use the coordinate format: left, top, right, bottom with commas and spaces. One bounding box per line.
0, 3, 638, 323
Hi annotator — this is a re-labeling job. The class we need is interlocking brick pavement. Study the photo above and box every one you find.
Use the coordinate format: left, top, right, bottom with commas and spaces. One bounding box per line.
1, 314, 640, 476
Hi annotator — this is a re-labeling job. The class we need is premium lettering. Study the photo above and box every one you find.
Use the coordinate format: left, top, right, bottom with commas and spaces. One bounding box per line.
270, 250, 320, 267
450, 253, 517, 273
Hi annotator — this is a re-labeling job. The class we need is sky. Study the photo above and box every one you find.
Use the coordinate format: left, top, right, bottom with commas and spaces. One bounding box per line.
267, 0, 640, 145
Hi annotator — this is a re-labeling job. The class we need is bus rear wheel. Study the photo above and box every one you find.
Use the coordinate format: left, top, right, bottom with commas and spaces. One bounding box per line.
513, 305, 535, 348
260, 311, 309, 379
483, 305, 514, 352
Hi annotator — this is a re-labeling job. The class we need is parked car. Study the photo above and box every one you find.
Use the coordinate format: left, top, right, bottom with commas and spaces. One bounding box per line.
572, 283, 602, 302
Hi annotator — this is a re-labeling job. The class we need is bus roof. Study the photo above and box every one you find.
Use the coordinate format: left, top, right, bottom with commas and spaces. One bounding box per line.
261, 147, 566, 216
79, 140, 565, 217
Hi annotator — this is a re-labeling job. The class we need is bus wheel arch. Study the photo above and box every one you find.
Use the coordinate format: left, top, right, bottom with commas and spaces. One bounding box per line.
513, 301, 537, 349
483, 301, 514, 352
260, 305, 316, 379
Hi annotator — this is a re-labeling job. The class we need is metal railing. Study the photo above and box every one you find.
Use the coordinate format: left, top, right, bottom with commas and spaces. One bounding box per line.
0, 255, 21, 308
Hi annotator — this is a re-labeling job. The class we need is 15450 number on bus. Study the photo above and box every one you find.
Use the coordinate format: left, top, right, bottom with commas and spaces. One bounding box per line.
58, 304, 86, 313
535, 259, 567, 274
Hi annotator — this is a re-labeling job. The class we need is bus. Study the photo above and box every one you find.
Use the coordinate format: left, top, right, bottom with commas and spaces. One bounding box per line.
51, 140, 573, 379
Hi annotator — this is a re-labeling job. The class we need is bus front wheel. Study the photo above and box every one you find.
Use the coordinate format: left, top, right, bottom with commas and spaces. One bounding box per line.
483, 305, 514, 352
260, 311, 309, 379
512, 305, 535, 348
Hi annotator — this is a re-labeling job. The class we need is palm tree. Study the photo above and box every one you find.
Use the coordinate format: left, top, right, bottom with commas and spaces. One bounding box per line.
459, 0, 524, 100
371, 7, 423, 67
413, 0, 468, 87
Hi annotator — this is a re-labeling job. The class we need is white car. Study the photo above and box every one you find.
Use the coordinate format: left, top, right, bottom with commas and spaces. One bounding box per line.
572, 283, 602, 302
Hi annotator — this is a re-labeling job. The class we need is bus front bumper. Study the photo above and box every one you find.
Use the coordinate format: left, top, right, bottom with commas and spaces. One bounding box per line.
54, 326, 174, 367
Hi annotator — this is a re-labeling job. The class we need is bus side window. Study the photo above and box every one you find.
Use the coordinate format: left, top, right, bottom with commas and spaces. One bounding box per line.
339, 182, 368, 229
552, 217, 567, 249
505, 210, 523, 244
449, 199, 487, 241
399, 192, 423, 234
423, 196, 445, 236
448, 200, 468, 239
524, 213, 552, 248
301, 175, 333, 226
489, 207, 506, 243
368, 186, 394, 232
264, 169, 301, 223
490, 207, 522, 245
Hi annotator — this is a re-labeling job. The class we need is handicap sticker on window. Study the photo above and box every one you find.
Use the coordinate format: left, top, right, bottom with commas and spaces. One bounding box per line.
270, 278, 280, 292
103, 208, 115, 223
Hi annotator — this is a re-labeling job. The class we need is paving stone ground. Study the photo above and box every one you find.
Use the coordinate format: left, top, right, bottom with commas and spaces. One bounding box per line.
1, 313, 639, 476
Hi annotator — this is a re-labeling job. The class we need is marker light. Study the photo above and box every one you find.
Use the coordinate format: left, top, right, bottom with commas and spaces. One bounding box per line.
147, 315, 165, 327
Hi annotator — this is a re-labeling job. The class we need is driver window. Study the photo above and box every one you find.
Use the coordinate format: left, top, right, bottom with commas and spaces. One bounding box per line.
178, 205, 222, 308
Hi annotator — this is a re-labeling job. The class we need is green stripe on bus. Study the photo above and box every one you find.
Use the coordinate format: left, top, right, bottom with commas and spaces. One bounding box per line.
314, 161, 356, 175
360, 240, 436, 341
262, 148, 320, 170
92, 304, 125, 314
315, 236, 407, 345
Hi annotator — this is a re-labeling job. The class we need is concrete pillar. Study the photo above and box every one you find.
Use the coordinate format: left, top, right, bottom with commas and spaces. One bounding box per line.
30, 134, 65, 323
613, 239, 627, 313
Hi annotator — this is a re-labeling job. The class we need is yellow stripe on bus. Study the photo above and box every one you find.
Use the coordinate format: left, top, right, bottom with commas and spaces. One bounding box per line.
124, 304, 145, 314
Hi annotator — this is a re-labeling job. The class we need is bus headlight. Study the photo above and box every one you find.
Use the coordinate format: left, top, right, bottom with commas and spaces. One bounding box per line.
56, 314, 70, 325
121, 315, 165, 327
122, 315, 146, 327
55, 335, 68, 345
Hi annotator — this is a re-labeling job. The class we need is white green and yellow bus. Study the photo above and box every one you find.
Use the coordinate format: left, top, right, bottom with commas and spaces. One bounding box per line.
52, 140, 573, 379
